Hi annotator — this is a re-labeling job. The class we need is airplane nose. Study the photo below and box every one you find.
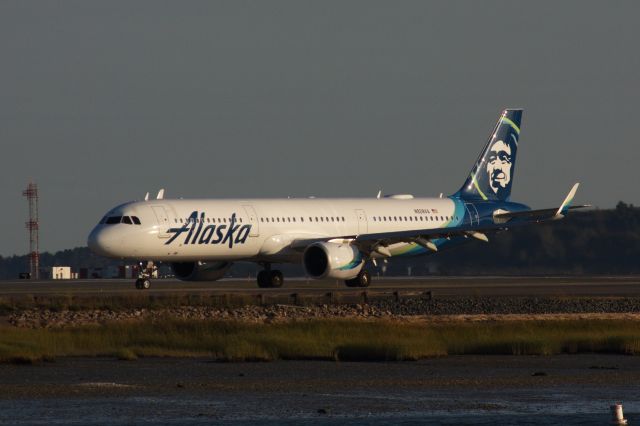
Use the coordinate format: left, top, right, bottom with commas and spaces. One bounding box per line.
87, 226, 121, 257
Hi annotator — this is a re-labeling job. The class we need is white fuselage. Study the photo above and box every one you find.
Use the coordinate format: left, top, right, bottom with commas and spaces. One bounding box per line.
88, 196, 463, 263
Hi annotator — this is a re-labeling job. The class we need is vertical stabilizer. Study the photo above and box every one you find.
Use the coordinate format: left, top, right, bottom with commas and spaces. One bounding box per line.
454, 109, 522, 201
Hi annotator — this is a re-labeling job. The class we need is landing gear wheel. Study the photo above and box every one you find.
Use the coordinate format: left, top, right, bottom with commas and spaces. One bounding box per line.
257, 270, 270, 288
256, 269, 284, 288
269, 270, 284, 288
345, 270, 371, 288
135, 278, 151, 290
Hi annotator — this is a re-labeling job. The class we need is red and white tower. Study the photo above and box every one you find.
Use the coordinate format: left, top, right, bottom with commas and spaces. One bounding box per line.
22, 181, 39, 279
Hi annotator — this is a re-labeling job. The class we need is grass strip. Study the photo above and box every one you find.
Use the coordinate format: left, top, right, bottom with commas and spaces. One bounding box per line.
0, 319, 639, 364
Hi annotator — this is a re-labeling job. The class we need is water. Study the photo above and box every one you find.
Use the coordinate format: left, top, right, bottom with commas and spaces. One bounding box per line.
0, 356, 637, 425
1, 389, 636, 425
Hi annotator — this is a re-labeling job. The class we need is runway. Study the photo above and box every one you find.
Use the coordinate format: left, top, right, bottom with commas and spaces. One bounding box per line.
1, 276, 639, 297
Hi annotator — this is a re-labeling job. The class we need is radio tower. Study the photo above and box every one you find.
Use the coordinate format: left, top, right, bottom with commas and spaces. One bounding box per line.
22, 181, 39, 280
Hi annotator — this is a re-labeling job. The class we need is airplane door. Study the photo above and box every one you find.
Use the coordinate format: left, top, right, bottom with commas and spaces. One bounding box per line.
355, 209, 368, 234
464, 203, 480, 226
242, 205, 259, 237
151, 205, 171, 238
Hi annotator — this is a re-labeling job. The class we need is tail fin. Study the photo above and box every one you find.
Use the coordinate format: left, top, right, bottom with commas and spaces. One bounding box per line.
454, 109, 522, 202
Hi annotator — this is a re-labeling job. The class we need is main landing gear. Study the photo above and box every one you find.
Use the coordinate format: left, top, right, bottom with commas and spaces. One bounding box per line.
257, 264, 284, 288
345, 270, 371, 288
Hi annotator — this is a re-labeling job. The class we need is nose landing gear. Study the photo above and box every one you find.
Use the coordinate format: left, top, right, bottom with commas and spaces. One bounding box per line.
135, 278, 151, 289
134, 261, 156, 290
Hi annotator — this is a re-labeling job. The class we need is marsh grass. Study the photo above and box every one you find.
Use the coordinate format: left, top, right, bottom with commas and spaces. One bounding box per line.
0, 319, 639, 363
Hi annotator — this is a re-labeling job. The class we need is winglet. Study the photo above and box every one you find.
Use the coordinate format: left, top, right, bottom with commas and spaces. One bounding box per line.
555, 183, 580, 218
157, 188, 165, 200
144, 192, 149, 201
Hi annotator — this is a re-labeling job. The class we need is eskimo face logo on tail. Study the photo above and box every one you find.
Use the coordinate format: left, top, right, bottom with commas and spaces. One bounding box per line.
165, 211, 252, 247
486, 140, 513, 198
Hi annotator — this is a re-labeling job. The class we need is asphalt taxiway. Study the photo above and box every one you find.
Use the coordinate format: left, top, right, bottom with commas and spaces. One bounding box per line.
0, 276, 639, 297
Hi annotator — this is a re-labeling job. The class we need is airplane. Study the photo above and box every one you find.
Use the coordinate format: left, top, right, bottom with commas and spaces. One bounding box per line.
88, 109, 587, 289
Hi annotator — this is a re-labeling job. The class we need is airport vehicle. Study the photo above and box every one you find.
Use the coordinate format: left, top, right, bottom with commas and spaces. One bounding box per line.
88, 109, 586, 289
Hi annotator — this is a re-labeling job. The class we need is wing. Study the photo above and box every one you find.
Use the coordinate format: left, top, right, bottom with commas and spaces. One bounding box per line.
492, 205, 589, 221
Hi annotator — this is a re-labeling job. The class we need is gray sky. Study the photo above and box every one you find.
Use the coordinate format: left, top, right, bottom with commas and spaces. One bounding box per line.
1, 1, 638, 256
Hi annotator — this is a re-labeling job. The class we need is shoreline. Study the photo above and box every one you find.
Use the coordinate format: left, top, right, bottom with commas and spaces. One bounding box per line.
4, 294, 640, 328
6, 308, 640, 329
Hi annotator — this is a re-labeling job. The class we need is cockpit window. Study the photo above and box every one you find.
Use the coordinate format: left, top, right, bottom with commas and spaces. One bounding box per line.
105, 216, 122, 224
122, 216, 133, 225
131, 216, 141, 225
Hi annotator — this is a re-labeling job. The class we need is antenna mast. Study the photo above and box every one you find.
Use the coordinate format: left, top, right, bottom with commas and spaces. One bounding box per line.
22, 181, 39, 279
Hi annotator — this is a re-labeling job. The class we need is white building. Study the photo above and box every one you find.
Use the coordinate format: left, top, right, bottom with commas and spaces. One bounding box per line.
50, 266, 72, 280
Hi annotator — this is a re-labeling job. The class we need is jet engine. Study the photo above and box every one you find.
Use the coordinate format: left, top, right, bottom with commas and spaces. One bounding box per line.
303, 242, 365, 280
170, 261, 232, 281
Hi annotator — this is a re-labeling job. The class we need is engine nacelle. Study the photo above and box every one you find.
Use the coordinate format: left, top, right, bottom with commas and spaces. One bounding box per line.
303, 242, 365, 280
170, 261, 232, 281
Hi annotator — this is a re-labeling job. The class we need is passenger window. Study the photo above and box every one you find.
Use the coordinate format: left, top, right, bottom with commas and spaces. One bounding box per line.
301, 217, 304, 222
132, 216, 141, 225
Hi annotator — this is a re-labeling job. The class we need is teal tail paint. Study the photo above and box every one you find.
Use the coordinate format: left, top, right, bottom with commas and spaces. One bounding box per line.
454, 109, 522, 202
